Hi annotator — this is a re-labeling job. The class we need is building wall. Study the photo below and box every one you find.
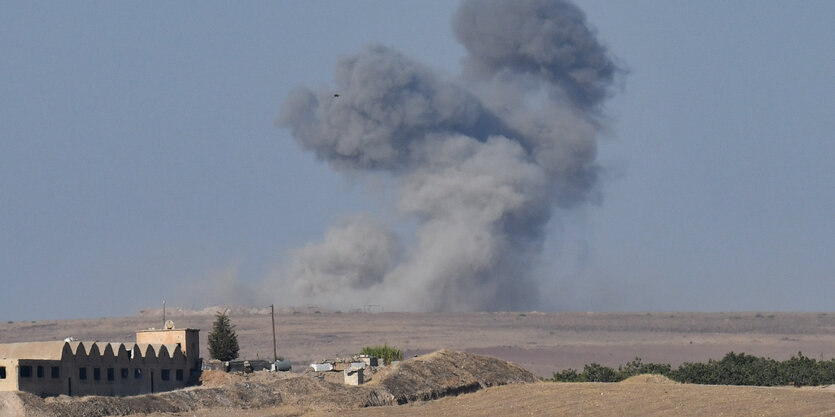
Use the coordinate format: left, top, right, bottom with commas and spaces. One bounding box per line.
0, 359, 19, 392
136, 329, 200, 372
0, 330, 200, 397
9, 347, 190, 397
16, 359, 65, 397
344, 368, 364, 386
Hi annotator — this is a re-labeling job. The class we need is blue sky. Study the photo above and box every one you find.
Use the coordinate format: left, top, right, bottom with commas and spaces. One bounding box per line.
1, 1, 833, 320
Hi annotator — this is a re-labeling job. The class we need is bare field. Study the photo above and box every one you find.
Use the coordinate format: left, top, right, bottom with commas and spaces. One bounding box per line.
3, 310, 835, 378
134, 378, 835, 417
310, 378, 835, 417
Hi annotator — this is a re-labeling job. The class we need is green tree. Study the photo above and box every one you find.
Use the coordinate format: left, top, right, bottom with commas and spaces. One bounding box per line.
208, 310, 239, 361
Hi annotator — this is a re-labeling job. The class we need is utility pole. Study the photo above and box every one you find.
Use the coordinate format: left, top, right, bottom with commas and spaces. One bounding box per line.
162, 300, 166, 329
270, 304, 277, 362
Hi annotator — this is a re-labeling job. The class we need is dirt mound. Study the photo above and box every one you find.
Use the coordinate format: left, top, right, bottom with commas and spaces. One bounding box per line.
0, 392, 28, 417
378, 349, 538, 404
271, 374, 393, 409
620, 374, 678, 385
16, 381, 281, 417
199, 370, 247, 387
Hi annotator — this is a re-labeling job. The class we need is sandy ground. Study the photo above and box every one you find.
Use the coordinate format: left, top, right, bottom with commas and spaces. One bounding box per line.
133, 378, 835, 417
5, 310, 835, 416
314, 380, 835, 417
3, 310, 835, 378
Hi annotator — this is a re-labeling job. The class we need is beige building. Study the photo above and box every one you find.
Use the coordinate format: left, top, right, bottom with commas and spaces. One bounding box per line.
0, 327, 199, 397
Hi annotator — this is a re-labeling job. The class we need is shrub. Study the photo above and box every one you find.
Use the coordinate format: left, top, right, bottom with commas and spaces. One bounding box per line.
552, 368, 584, 382
618, 357, 671, 379
553, 352, 835, 387
670, 361, 719, 385
360, 344, 402, 365
208, 310, 239, 361
583, 363, 619, 382
553, 358, 671, 383
781, 352, 820, 387
669, 352, 786, 386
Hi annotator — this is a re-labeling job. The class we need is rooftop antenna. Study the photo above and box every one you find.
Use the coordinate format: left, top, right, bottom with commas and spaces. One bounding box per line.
162, 300, 166, 329
271, 304, 278, 362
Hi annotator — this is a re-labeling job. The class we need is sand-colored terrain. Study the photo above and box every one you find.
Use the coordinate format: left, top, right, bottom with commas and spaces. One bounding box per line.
309, 378, 835, 417
3, 309, 835, 378
2, 350, 537, 416
131, 376, 835, 417
4, 310, 835, 416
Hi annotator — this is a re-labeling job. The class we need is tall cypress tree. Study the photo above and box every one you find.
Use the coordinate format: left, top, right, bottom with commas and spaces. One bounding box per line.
208, 309, 239, 361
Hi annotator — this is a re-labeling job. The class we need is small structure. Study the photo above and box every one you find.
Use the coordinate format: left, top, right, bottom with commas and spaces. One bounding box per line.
309, 363, 333, 372
308, 356, 378, 386
272, 359, 292, 372
344, 364, 364, 386
358, 355, 378, 367
0, 325, 200, 397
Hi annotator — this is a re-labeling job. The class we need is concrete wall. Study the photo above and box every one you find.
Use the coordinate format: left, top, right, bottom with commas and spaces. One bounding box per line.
0, 330, 200, 397
344, 368, 364, 386
10, 344, 192, 397
136, 329, 200, 373
15, 360, 64, 396
0, 359, 19, 392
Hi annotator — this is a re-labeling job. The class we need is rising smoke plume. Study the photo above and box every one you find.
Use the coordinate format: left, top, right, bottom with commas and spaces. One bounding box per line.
276, 0, 621, 311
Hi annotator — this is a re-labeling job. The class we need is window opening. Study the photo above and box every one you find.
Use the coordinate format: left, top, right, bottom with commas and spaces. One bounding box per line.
175, 369, 183, 381
161, 369, 170, 381
93, 368, 101, 381
51, 367, 60, 379
0, 367, 6, 379
19, 366, 32, 378
37, 365, 44, 378
79, 367, 87, 380
134, 368, 142, 379
107, 368, 114, 381
120, 368, 128, 379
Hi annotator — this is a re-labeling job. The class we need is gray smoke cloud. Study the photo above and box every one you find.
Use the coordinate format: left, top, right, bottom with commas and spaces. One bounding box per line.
287, 215, 401, 302
275, 0, 621, 311
454, 0, 618, 109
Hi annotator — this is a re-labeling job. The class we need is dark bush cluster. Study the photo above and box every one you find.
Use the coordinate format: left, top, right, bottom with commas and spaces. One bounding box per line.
552, 352, 835, 387
553, 357, 671, 383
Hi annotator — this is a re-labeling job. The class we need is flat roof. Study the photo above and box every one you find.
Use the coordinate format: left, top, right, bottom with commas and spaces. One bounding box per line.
0, 341, 68, 360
